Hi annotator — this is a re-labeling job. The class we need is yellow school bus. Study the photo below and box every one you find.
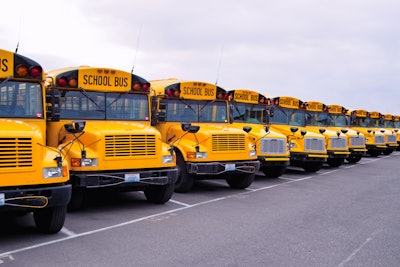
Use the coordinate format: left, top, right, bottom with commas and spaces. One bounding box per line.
268, 96, 328, 172
151, 79, 259, 192
45, 66, 177, 209
325, 104, 367, 163
303, 101, 350, 167
368, 111, 398, 155
382, 114, 400, 150
347, 109, 386, 156
393, 115, 400, 149
0, 48, 70, 233
228, 89, 289, 177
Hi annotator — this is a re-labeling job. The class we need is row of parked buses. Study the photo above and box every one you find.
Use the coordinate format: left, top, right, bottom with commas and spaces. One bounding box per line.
1, 48, 399, 234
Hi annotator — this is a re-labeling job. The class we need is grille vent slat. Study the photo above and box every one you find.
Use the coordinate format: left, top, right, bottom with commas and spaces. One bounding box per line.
304, 137, 325, 152
260, 138, 286, 154
0, 137, 33, 168
105, 135, 156, 157
212, 134, 246, 152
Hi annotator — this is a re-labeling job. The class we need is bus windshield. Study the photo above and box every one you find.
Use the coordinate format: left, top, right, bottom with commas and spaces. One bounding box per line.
330, 114, 347, 127
0, 81, 43, 118
232, 102, 266, 124
165, 99, 227, 123
270, 107, 305, 126
352, 117, 375, 127
60, 91, 149, 120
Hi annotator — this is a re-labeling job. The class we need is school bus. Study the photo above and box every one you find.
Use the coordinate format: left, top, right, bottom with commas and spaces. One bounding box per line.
45, 66, 178, 209
392, 115, 400, 149
0, 48, 70, 233
368, 111, 398, 155
228, 89, 290, 177
347, 109, 386, 157
382, 114, 400, 150
325, 104, 367, 163
303, 101, 350, 167
150, 79, 260, 192
268, 96, 328, 172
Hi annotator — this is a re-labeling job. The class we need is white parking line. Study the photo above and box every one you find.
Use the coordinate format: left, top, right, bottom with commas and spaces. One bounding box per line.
60, 227, 76, 237
168, 199, 192, 207
337, 229, 382, 267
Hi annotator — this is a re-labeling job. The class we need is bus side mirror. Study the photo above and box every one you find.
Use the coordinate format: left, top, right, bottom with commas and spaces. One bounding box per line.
269, 106, 274, 118
46, 89, 60, 121
64, 121, 86, 134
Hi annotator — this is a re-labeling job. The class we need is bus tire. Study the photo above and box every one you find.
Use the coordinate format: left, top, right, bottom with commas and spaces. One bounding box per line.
175, 153, 195, 193
346, 155, 362, 163
226, 173, 255, 189
368, 150, 381, 157
144, 183, 175, 204
327, 158, 344, 167
33, 205, 67, 234
303, 162, 322, 172
262, 166, 286, 178
67, 187, 85, 211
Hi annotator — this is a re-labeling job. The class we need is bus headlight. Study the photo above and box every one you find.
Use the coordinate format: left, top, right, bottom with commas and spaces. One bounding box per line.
289, 142, 296, 149
71, 158, 98, 167
187, 152, 208, 159
162, 155, 174, 164
43, 167, 62, 178
249, 150, 256, 157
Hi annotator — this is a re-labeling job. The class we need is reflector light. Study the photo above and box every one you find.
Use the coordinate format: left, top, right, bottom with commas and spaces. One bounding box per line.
57, 77, 68, 87
173, 90, 180, 97
142, 83, 149, 91
16, 65, 29, 77
133, 82, 141, 91
68, 78, 77, 87
274, 99, 279, 105
166, 89, 174, 96
29, 66, 42, 77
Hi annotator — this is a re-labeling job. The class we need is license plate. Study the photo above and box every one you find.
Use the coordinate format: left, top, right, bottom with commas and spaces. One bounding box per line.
0, 193, 4, 206
225, 164, 235, 171
124, 173, 140, 183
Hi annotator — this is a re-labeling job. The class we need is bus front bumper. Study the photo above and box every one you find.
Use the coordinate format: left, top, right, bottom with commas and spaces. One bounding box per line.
186, 160, 260, 175
0, 184, 71, 211
71, 168, 178, 189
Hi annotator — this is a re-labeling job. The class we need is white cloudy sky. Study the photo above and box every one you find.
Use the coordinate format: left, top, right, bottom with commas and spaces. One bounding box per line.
1, 0, 399, 114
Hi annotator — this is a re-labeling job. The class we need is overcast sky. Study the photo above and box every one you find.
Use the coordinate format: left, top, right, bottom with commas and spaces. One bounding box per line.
1, 0, 399, 114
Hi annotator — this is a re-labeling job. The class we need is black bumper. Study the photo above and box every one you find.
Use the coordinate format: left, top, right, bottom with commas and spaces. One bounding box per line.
0, 184, 71, 211
258, 157, 290, 167
186, 160, 260, 175
71, 168, 178, 188
290, 152, 327, 163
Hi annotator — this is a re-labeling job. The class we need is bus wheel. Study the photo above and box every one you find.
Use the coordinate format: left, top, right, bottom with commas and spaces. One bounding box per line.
368, 150, 381, 157
68, 187, 85, 211
33, 205, 67, 234
174, 153, 194, 193
144, 183, 175, 204
327, 158, 344, 167
382, 149, 392, 155
346, 155, 362, 163
262, 166, 286, 178
225, 173, 255, 189
303, 162, 322, 172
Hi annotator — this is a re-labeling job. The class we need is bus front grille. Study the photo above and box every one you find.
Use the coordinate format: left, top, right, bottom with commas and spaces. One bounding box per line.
387, 134, 396, 143
329, 137, 347, 149
212, 134, 246, 152
105, 135, 156, 157
260, 138, 286, 154
304, 137, 325, 152
0, 137, 33, 168
349, 136, 365, 147
374, 135, 385, 144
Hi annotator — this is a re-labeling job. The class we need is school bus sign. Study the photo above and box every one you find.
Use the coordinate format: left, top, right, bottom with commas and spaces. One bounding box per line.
179, 82, 216, 100
78, 68, 131, 91
231, 90, 259, 104
0, 49, 13, 77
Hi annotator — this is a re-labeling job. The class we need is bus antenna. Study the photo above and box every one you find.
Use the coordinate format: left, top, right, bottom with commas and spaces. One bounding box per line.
15, 15, 22, 53
215, 46, 224, 85
131, 25, 142, 74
